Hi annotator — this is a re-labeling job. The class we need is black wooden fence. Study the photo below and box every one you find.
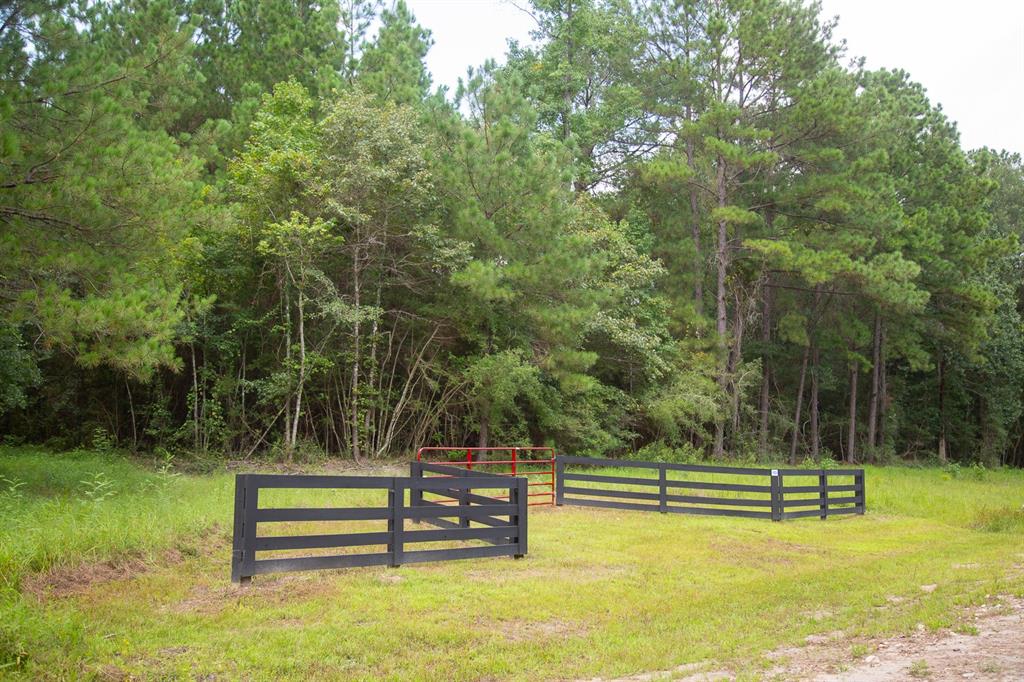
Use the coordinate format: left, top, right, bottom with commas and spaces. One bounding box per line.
409, 461, 527, 544
231, 471, 527, 583
556, 455, 864, 521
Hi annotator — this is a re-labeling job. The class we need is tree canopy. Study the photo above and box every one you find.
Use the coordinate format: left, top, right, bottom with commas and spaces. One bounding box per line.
2, 0, 1023, 467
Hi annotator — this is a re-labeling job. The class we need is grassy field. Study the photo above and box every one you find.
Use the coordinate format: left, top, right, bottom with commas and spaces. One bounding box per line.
1, 447, 1023, 680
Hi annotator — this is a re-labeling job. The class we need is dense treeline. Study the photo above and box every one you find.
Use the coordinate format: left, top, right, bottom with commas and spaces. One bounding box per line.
2, 0, 1023, 466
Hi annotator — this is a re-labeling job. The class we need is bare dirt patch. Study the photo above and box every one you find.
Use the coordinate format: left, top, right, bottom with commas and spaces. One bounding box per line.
578, 661, 724, 682
164, 581, 241, 615
588, 595, 1024, 681
22, 529, 225, 601
805, 595, 1024, 681
492, 617, 590, 643
165, 569, 338, 615
23, 555, 157, 601
709, 537, 823, 569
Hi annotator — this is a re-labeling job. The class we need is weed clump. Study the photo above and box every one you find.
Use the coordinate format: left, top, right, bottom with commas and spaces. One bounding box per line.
971, 507, 1024, 533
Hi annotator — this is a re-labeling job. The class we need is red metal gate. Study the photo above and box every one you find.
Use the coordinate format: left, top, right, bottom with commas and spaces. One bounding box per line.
415, 447, 556, 506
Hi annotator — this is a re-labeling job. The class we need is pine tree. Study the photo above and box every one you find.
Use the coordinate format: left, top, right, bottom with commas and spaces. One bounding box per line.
507, 0, 646, 192
429, 67, 604, 448
357, 0, 433, 106
1, 0, 203, 380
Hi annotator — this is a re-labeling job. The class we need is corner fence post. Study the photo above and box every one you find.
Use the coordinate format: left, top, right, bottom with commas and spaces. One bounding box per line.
390, 478, 405, 567
659, 464, 667, 513
555, 457, 565, 506
819, 471, 828, 520
240, 474, 258, 583
856, 471, 866, 515
231, 474, 248, 584
409, 461, 423, 524
770, 469, 782, 522
515, 477, 528, 558
549, 450, 556, 505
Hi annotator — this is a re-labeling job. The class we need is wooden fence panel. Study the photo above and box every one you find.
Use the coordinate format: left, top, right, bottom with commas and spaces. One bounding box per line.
555, 456, 864, 522
231, 470, 527, 583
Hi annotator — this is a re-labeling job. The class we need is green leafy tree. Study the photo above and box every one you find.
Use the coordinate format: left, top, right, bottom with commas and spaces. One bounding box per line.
317, 90, 439, 459
0, 323, 40, 416
229, 81, 336, 458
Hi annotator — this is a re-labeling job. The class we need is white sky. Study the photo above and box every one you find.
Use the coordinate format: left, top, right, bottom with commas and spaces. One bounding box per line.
405, 0, 1024, 154
405, 0, 538, 92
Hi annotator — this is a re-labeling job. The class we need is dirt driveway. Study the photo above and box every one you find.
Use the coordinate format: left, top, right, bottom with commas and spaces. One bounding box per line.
598, 594, 1024, 682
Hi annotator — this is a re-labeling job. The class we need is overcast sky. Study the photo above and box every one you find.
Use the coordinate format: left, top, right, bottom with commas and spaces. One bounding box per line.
405, 0, 1024, 154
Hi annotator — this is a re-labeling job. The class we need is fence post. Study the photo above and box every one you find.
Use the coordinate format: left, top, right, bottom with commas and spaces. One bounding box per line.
555, 457, 565, 506
390, 478, 405, 567
770, 469, 782, 522
514, 477, 528, 558
243, 474, 259, 582
409, 461, 423, 524
231, 474, 250, 584
512, 446, 517, 477
387, 482, 395, 565
659, 464, 667, 513
818, 471, 828, 520
855, 471, 866, 515
458, 473, 470, 528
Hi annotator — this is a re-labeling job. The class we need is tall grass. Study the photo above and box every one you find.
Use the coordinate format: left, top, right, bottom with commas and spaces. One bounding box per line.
0, 447, 231, 671
863, 464, 1024, 528
0, 447, 232, 590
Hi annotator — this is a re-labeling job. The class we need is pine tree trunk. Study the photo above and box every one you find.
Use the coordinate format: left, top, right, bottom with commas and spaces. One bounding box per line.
728, 295, 745, 439
125, 377, 137, 451
685, 117, 702, 314
364, 278, 382, 453
790, 344, 809, 465
847, 362, 859, 463
938, 352, 947, 463
290, 284, 306, 453
283, 280, 293, 458
877, 324, 887, 452
713, 156, 729, 460
809, 286, 824, 460
190, 340, 200, 452
560, 2, 575, 148
810, 341, 820, 459
867, 313, 882, 457
758, 281, 771, 459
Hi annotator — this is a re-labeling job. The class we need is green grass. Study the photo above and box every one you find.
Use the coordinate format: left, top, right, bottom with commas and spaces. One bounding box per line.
0, 448, 231, 584
1, 447, 1023, 680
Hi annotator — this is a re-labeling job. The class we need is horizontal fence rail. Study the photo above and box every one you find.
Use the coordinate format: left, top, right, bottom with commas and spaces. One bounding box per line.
232, 472, 527, 583
410, 461, 528, 547
555, 456, 864, 522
